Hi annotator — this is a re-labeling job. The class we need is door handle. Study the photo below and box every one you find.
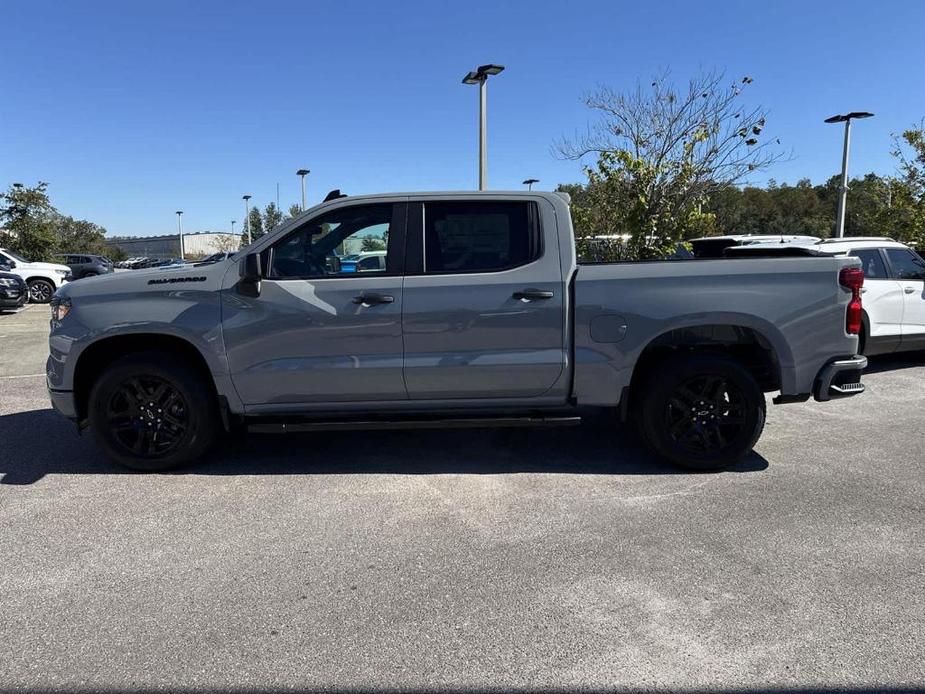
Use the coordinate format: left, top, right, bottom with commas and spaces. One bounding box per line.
904, 286, 916, 294
512, 289, 554, 301
352, 293, 394, 305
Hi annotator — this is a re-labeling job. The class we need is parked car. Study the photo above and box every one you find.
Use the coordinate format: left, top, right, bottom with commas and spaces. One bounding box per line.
0, 247, 71, 303
339, 250, 387, 272
812, 238, 924, 356
690, 234, 822, 258
0, 269, 29, 311
47, 191, 865, 473
57, 254, 114, 279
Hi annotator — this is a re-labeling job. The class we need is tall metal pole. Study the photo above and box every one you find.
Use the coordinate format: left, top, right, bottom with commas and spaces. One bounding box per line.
176, 211, 184, 259
231, 220, 236, 237
835, 119, 852, 239
301, 176, 306, 211
478, 77, 487, 191
243, 195, 252, 245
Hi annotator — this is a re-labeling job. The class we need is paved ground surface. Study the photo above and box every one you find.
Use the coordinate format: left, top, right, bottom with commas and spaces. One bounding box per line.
0, 304, 923, 693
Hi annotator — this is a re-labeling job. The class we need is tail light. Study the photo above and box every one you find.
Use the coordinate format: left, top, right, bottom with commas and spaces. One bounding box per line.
839, 267, 864, 335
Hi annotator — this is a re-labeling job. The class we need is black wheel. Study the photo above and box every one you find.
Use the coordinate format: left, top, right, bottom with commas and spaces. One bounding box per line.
28, 279, 55, 303
638, 354, 766, 471
88, 352, 218, 471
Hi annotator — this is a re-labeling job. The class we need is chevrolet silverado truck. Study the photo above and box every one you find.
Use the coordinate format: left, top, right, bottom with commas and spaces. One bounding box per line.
46, 191, 867, 472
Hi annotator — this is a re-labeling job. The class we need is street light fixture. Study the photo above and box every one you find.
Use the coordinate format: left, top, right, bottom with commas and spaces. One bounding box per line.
297, 169, 310, 212
175, 211, 184, 259
242, 195, 252, 245
824, 111, 874, 238
523, 178, 539, 191
231, 220, 236, 237
462, 63, 505, 190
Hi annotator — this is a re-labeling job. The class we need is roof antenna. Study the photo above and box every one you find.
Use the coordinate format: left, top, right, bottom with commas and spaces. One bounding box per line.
323, 189, 347, 202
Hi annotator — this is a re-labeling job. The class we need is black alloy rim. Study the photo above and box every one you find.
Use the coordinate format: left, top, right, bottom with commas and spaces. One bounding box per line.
665, 375, 747, 453
106, 376, 190, 457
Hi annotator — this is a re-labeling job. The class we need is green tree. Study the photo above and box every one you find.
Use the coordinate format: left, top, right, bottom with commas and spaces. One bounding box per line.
888, 120, 925, 245
0, 182, 58, 261
263, 202, 284, 233
53, 214, 110, 255
361, 237, 386, 252
558, 71, 784, 259
288, 203, 302, 219
241, 206, 264, 246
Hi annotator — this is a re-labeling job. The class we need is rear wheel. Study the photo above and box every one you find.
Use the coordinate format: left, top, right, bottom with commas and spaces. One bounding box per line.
88, 352, 218, 471
28, 279, 55, 303
638, 354, 766, 471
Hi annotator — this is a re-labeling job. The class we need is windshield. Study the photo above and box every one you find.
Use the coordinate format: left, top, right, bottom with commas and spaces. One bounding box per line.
2, 249, 28, 263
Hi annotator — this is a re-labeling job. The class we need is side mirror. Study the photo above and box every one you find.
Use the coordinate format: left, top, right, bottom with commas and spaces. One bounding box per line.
238, 252, 263, 297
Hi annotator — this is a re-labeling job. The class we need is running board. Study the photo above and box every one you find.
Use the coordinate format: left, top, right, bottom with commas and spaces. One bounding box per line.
247, 415, 582, 434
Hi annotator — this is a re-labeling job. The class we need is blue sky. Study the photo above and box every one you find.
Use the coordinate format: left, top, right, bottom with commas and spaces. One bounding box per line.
2, 0, 924, 237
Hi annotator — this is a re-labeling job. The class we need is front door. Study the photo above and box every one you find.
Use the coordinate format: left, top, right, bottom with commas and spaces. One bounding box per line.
884, 247, 925, 348
401, 198, 566, 400
222, 202, 408, 407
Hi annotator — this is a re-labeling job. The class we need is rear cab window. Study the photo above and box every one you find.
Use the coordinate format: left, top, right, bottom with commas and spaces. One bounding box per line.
421, 201, 541, 274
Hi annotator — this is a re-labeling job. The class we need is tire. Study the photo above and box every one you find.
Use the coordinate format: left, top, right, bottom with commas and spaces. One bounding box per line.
88, 352, 219, 471
638, 354, 766, 471
28, 279, 55, 303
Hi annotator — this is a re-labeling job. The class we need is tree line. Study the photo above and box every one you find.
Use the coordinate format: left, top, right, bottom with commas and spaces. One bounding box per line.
557, 71, 925, 260
0, 182, 118, 261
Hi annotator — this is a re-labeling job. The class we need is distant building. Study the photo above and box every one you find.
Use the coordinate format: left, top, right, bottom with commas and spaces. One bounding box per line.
106, 231, 236, 258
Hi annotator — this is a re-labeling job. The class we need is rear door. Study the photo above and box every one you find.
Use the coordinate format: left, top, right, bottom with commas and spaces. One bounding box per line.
401, 198, 566, 400
884, 247, 925, 348
850, 248, 904, 350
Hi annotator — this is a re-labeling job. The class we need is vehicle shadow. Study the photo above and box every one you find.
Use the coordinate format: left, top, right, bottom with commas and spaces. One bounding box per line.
0, 408, 768, 485
865, 350, 925, 374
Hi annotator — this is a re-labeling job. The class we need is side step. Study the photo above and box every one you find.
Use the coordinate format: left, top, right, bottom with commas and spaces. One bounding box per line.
247, 415, 582, 434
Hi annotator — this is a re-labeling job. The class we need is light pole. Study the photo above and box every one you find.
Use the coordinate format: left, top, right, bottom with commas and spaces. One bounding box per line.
523, 178, 539, 191
297, 169, 310, 211
462, 64, 504, 190
824, 111, 874, 238
242, 195, 252, 244
175, 210, 184, 259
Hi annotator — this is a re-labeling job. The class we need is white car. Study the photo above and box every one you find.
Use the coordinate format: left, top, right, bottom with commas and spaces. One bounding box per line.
813, 238, 925, 356
0, 248, 71, 303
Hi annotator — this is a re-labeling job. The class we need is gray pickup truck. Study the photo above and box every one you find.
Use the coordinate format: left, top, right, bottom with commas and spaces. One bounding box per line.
46, 191, 867, 472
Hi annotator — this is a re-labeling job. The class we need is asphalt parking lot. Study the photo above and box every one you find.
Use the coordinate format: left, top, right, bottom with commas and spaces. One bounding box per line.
0, 304, 922, 692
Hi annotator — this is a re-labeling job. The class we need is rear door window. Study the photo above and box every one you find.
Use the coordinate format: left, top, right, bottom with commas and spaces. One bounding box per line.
850, 249, 888, 279
422, 201, 540, 274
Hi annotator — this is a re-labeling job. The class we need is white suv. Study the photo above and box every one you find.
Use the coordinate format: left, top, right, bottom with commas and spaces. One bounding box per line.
0, 248, 71, 303
814, 238, 925, 356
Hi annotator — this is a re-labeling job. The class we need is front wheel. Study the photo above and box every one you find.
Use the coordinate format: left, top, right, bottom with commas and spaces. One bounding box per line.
638, 354, 766, 471
88, 352, 219, 471
28, 279, 55, 303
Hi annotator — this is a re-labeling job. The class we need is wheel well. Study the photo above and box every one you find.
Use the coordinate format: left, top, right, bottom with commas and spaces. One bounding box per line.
629, 324, 781, 403
73, 334, 216, 421
26, 276, 54, 285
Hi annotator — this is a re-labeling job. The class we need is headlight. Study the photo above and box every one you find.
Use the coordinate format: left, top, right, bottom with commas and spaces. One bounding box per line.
55, 269, 68, 276
51, 297, 72, 321
0, 278, 18, 287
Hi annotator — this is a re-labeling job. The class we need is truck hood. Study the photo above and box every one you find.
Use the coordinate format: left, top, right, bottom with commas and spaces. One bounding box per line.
56, 259, 234, 300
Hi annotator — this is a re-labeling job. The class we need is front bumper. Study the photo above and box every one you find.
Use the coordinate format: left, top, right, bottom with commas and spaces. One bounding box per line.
813, 355, 867, 402
48, 388, 78, 420
0, 287, 28, 308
